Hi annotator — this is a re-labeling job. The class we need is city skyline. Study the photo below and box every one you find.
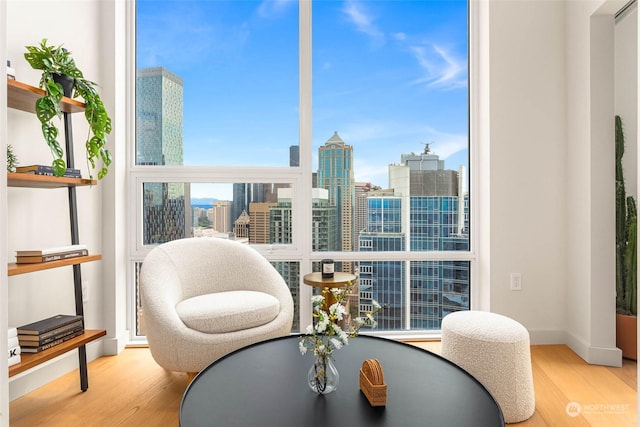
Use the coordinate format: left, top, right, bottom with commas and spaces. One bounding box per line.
136, 0, 468, 200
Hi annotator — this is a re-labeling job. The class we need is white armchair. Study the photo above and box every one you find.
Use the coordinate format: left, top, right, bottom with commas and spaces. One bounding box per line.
139, 237, 294, 376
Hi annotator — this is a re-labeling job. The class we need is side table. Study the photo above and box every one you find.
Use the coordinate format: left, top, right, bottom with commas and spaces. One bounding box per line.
303, 271, 356, 310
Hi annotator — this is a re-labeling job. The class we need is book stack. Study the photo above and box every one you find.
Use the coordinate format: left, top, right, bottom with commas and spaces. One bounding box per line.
14, 164, 82, 178
15, 244, 88, 264
18, 314, 84, 353
8, 327, 20, 367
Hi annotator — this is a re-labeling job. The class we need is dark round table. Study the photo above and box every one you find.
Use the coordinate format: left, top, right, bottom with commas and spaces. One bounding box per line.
180, 335, 505, 426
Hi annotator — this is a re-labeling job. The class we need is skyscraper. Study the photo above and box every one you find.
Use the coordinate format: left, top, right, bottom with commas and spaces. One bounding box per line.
358, 148, 469, 330
355, 182, 373, 237
289, 145, 299, 167
136, 67, 184, 168
213, 201, 233, 233
232, 183, 252, 226
234, 211, 251, 239
318, 132, 355, 257
136, 67, 188, 244
359, 195, 405, 329
269, 187, 339, 333
249, 202, 277, 244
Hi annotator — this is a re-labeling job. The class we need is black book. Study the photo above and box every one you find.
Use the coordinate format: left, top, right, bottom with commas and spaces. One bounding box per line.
17, 314, 83, 336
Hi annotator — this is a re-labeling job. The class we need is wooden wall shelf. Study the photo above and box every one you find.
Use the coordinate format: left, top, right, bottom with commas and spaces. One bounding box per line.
7, 79, 85, 114
9, 329, 107, 377
6, 77, 102, 391
7, 172, 96, 188
8, 254, 102, 276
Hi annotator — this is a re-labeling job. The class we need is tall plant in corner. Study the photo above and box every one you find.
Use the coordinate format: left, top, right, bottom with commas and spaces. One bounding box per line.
615, 115, 637, 316
24, 38, 112, 179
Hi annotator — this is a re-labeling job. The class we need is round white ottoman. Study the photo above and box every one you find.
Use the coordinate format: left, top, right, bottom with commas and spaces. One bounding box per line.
441, 311, 535, 423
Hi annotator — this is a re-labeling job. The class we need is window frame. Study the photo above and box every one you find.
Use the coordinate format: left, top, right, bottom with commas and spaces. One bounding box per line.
127, 0, 480, 341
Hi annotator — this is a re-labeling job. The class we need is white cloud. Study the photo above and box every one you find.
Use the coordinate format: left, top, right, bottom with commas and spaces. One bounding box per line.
393, 32, 407, 41
422, 127, 468, 160
354, 158, 390, 185
257, 0, 296, 19
342, 0, 385, 46
409, 43, 467, 90
137, 8, 219, 69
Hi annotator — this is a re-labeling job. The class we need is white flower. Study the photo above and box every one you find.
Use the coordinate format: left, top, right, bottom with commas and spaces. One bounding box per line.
372, 300, 381, 310
337, 328, 349, 344
315, 318, 328, 333
329, 302, 347, 320
330, 337, 343, 350
300, 281, 380, 362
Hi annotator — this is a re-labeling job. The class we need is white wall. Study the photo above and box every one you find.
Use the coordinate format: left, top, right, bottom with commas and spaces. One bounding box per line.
485, 0, 625, 367
5, 0, 106, 399
486, 0, 567, 343
564, 0, 628, 366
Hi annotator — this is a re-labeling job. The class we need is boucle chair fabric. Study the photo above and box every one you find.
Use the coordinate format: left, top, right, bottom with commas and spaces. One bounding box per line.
441, 311, 535, 423
140, 237, 294, 374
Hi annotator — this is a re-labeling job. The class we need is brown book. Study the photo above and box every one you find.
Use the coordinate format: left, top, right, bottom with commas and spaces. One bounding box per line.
18, 320, 84, 342
21, 330, 84, 353
16, 244, 87, 257
14, 164, 81, 177
16, 249, 88, 264
19, 324, 84, 347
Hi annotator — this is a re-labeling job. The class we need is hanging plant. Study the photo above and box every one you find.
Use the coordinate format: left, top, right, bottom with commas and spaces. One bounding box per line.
23, 38, 112, 180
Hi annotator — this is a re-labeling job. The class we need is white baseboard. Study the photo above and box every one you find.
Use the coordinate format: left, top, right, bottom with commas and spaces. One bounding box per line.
102, 329, 130, 355
528, 328, 566, 345
565, 331, 622, 367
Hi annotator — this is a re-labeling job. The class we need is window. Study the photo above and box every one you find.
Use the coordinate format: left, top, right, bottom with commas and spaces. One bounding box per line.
131, 0, 470, 340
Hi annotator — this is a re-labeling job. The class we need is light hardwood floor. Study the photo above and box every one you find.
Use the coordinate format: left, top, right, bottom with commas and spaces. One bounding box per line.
9, 343, 637, 426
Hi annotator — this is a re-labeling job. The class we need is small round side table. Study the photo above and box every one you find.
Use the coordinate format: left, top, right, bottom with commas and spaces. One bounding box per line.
303, 272, 356, 310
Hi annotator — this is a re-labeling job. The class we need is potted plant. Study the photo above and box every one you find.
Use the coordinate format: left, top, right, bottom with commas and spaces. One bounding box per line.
615, 114, 637, 360
6, 144, 17, 172
23, 38, 112, 180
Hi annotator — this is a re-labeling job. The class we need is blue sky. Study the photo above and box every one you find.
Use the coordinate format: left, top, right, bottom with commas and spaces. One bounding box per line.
137, 0, 468, 197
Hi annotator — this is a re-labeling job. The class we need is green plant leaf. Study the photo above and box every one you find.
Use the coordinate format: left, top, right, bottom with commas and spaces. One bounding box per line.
35, 97, 58, 123
51, 158, 66, 177
97, 167, 108, 180
24, 52, 46, 70
86, 136, 102, 157
65, 68, 83, 78
45, 79, 64, 101
41, 122, 63, 159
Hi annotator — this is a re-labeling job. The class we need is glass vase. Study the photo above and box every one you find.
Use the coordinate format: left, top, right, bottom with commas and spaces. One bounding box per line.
308, 353, 339, 394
